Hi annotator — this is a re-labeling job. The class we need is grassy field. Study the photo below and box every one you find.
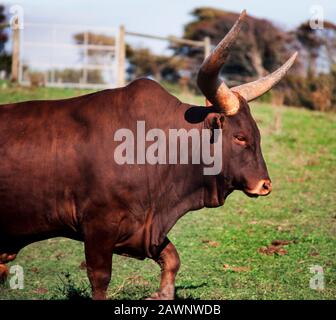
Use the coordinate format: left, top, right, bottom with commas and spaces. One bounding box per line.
0, 82, 335, 300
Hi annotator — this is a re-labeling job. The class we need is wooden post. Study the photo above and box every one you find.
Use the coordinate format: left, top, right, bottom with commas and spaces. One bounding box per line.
83, 31, 88, 84
204, 36, 211, 59
117, 25, 126, 87
11, 18, 20, 83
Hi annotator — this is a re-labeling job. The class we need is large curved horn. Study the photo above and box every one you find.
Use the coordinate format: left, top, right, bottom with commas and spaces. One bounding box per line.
197, 10, 247, 115
231, 52, 298, 102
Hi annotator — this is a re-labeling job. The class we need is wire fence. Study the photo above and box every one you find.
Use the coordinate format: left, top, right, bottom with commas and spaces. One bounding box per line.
8, 22, 210, 89
18, 23, 119, 89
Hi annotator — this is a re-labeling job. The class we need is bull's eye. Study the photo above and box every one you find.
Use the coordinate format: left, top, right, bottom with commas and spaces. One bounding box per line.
234, 135, 247, 146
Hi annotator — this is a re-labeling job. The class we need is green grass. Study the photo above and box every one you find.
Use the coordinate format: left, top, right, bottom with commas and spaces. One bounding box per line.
0, 83, 335, 300
0, 81, 94, 103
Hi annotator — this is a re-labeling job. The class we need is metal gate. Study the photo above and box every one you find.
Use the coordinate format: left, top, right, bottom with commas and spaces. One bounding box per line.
18, 23, 119, 89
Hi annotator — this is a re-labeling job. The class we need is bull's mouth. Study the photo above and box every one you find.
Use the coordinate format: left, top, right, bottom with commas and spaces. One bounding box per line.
243, 189, 260, 198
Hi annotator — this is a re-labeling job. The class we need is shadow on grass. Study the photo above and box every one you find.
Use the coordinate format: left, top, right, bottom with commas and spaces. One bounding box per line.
52, 273, 207, 300
175, 282, 207, 300
52, 272, 91, 300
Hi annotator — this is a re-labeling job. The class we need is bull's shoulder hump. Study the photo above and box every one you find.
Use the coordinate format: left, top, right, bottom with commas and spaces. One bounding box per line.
123, 78, 181, 105
126, 78, 165, 92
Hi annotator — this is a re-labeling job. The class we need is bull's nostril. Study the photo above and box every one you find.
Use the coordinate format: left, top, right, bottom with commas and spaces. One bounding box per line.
263, 180, 272, 193
245, 180, 272, 196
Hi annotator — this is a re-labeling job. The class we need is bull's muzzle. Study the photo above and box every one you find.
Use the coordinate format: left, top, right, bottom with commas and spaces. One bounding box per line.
245, 179, 272, 197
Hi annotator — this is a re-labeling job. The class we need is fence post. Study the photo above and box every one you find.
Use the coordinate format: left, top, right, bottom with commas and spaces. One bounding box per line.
83, 31, 88, 85
204, 36, 211, 59
117, 25, 126, 87
11, 18, 20, 82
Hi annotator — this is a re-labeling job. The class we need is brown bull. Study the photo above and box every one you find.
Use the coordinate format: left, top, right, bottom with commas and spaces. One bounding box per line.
0, 11, 296, 299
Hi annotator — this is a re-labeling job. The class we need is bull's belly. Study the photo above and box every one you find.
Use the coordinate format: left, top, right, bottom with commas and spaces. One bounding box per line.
0, 209, 69, 242
0, 229, 82, 253
0, 187, 81, 246
0, 196, 82, 253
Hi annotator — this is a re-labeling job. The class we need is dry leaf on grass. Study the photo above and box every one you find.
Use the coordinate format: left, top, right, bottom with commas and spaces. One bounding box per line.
202, 239, 220, 248
258, 239, 295, 256
276, 224, 293, 232
79, 261, 87, 270
223, 264, 251, 272
258, 245, 288, 255
271, 239, 293, 246
34, 287, 48, 294
55, 252, 65, 260
309, 251, 320, 257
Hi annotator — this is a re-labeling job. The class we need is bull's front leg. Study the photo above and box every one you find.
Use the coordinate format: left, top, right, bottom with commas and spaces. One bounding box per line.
83, 221, 118, 300
148, 238, 180, 300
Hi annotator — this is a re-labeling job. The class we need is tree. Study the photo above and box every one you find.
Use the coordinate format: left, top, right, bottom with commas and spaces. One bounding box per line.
0, 4, 11, 76
0, 5, 7, 53
178, 7, 294, 85
294, 21, 336, 75
126, 45, 187, 82
282, 21, 336, 111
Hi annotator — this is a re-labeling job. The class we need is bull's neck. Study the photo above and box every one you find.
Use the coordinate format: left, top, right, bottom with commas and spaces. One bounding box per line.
199, 121, 227, 209
177, 102, 227, 209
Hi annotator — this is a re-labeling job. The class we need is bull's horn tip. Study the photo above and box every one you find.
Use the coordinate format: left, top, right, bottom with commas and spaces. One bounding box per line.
239, 9, 247, 19
289, 51, 298, 64
238, 10, 247, 23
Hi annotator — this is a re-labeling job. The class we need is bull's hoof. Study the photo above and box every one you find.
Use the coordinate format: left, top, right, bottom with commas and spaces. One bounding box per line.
0, 264, 9, 284
146, 291, 174, 300
0, 253, 17, 263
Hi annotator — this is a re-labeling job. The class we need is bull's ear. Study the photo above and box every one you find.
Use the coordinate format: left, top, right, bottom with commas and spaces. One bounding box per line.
204, 113, 225, 130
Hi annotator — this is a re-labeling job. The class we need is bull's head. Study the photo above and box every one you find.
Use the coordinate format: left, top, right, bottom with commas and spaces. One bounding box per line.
197, 10, 297, 197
